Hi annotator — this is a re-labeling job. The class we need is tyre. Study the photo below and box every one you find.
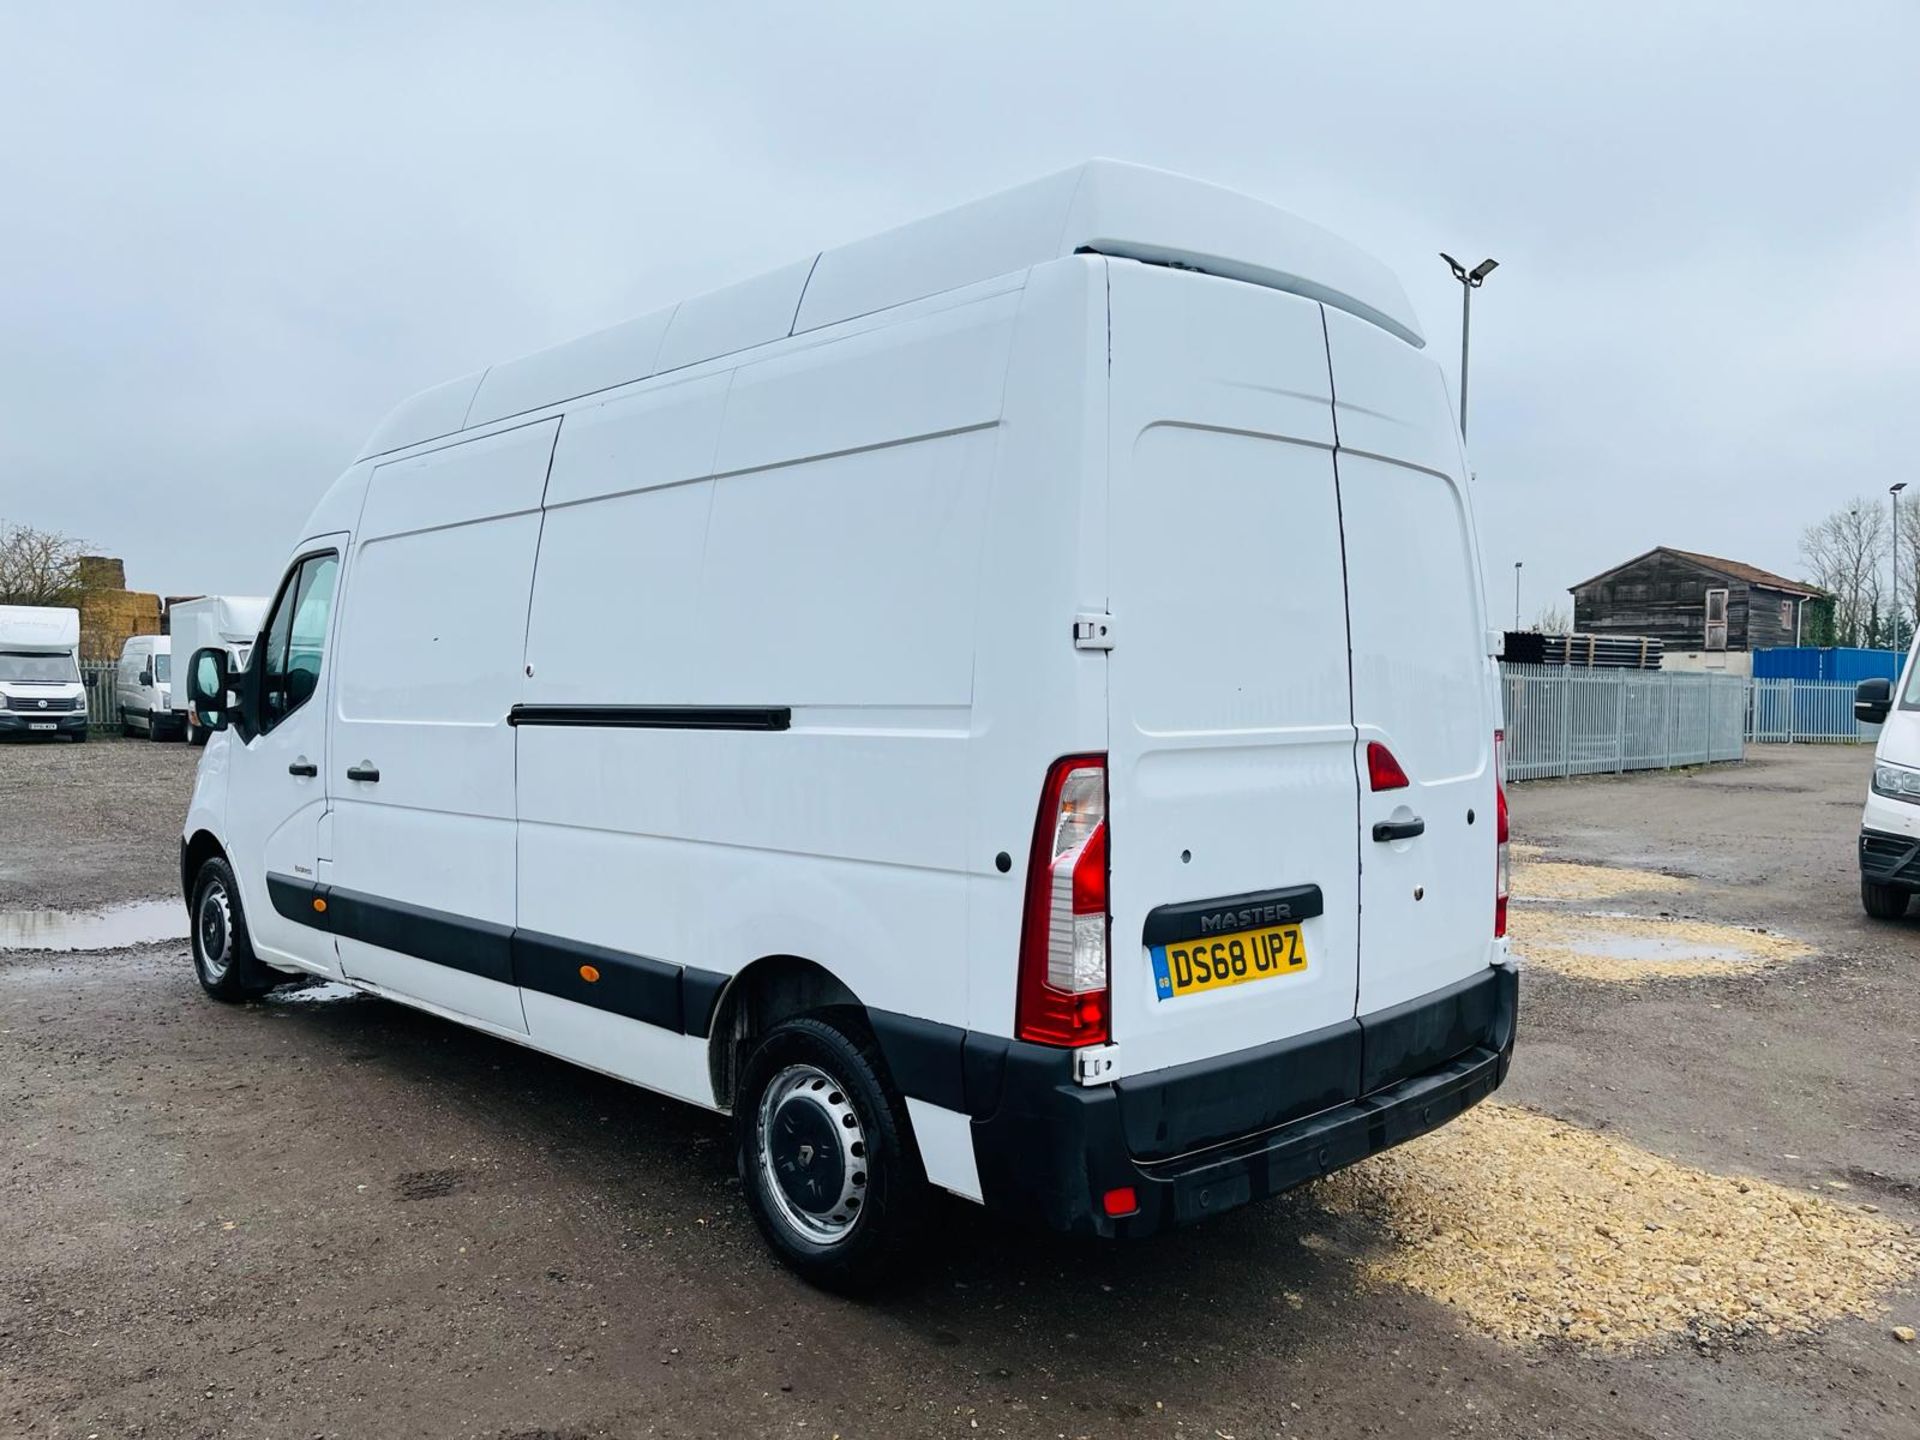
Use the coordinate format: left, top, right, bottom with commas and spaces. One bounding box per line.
146, 716, 162, 742
1862, 879, 1909, 920
735, 1012, 928, 1292
71, 726, 88, 743
189, 856, 279, 1001
120, 708, 135, 738
188, 720, 208, 748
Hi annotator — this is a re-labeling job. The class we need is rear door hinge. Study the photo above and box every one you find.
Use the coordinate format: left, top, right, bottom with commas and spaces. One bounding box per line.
1074, 1043, 1120, 1085
1074, 612, 1115, 651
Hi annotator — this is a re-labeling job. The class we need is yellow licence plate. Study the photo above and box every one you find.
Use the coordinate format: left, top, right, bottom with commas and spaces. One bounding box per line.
1151, 923, 1307, 1001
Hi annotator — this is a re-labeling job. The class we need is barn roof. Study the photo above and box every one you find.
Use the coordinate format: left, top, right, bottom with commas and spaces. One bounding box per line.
1571, 546, 1823, 598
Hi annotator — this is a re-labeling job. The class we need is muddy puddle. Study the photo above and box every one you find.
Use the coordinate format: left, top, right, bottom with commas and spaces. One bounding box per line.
0, 898, 188, 952
1511, 909, 1811, 981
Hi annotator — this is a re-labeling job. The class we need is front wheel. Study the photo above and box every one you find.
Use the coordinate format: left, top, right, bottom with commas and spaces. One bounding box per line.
1862, 879, 1909, 920
190, 857, 279, 1001
735, 1013, 928, 1292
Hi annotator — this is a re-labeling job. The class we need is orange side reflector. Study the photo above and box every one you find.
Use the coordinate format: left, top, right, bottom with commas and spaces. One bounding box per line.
578, 964, 601, 983
312, 897, 328, 914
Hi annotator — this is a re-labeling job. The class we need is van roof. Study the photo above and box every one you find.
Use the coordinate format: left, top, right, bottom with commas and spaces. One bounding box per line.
359, 159, 1424, 462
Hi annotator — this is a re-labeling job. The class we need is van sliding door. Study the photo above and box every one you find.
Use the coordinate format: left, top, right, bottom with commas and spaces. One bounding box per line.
326, 418, 560, 1032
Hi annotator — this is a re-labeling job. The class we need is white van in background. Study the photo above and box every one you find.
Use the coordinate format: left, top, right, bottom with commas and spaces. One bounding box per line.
0, 605, 88, 742
1852, 661, 1920, 917
168, 596, 267, 744
181, 161, 1515, 1289
115, 634, 176, 739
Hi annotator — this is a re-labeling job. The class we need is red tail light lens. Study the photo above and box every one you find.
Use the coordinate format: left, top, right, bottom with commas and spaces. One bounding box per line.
1016, 755, 1110, 1047
1494, 729, 1510, 938
1367, 741, 1410, 791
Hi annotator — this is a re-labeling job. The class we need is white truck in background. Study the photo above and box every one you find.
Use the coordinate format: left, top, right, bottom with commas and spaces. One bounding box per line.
168, 596, 266, 745
0, 605, 88, 742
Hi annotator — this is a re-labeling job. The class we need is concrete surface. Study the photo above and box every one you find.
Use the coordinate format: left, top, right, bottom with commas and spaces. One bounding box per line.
1, 739, 1915, 1438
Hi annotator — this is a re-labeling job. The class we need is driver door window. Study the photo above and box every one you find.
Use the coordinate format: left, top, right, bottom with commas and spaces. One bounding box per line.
260, 552, 339, 730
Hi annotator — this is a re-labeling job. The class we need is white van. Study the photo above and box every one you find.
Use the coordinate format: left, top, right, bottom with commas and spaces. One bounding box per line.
0, 605, 88, 742
116, 634, 177, 739
1851, 662, 1920, 917
167, 596, 268, 744
181, 161, 1515, 1288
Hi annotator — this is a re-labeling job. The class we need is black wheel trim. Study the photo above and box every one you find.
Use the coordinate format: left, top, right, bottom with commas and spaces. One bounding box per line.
770, 1096, 848, 1216
197, 883, 231, 979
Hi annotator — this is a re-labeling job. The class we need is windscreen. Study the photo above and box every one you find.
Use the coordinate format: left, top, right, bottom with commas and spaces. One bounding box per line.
0, 651, 79, 684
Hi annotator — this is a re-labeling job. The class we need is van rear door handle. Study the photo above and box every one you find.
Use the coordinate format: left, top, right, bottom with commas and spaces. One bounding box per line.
346, 762, 381, 783
1372, 817, 1425, 842
287, 758, 317, 777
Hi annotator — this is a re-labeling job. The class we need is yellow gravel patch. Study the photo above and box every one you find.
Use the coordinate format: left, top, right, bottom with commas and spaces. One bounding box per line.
1512, 859, 1694, 904
1509, 909, 1810, 982
1318, 1104, 1918, 1350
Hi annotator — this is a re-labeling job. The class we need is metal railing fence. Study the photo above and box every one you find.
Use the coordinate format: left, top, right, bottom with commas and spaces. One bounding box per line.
1747, 677, 1882, 744
80, 660, 120, 732
1500, 663, 1748, 780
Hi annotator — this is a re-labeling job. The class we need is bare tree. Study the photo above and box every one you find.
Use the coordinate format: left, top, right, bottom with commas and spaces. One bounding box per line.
1896, 500, 1920, 649
0, 521, 87, 606
1530, 602, 1571, 634
1800, 500, 1884, 646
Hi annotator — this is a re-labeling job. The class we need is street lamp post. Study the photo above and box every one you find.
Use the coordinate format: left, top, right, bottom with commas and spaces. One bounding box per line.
1440, 253, 1499, 437
1893, 482, 1908, 652
1514, 560, 1523, 631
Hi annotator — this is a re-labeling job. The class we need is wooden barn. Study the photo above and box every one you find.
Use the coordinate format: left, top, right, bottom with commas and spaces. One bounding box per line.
1570, 548, 1823, 671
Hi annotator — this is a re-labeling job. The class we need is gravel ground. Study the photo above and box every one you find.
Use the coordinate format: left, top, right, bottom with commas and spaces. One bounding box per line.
0, 734, 197, 909
2, 742, 1918, 1438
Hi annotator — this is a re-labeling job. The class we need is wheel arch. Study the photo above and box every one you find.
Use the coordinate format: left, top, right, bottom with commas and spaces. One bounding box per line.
706, 954, 864, 1112
180, 828, 228, 905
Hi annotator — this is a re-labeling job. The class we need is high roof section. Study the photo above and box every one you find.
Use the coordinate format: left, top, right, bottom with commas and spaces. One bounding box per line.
357, 159, 1424, 462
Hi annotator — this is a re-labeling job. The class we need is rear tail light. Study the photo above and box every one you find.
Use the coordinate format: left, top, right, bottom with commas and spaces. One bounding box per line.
1016, 755, 1110, 1047
1494, 729, 1510, 938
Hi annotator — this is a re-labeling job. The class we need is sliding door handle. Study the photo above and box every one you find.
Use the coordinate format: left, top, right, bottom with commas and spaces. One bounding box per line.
345, 762, 381, 783
287, 758, 317, 778
1372, 816, 1425, 842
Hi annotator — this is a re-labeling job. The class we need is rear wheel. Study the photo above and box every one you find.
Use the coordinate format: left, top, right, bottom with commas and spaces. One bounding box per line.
190, 857, 279, 1001
1862, 879, 1909, 920
735, 1012, 927, 1292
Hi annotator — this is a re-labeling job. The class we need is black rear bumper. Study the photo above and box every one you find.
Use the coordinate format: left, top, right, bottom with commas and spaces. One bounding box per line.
966, 963, 1518, 1237
1859, 827, 1920, 888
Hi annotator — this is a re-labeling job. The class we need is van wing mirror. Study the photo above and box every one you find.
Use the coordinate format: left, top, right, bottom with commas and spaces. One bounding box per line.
138, 666, 153, 687
187, 647, 233, 733
1855, 677, 1893, 725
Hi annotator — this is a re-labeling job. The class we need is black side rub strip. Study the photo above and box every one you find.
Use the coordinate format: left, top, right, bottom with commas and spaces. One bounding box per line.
508, 704, 791, 732
265, 873, 727, 1037
1141, 884, 1324, 948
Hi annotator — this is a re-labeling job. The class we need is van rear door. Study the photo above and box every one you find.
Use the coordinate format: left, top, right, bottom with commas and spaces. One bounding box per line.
1324, 308, 1498, 1014
1104, 263, 1361, 1080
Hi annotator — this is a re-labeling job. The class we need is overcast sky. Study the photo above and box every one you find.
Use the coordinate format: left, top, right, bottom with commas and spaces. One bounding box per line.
3, 2, 1916, 617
